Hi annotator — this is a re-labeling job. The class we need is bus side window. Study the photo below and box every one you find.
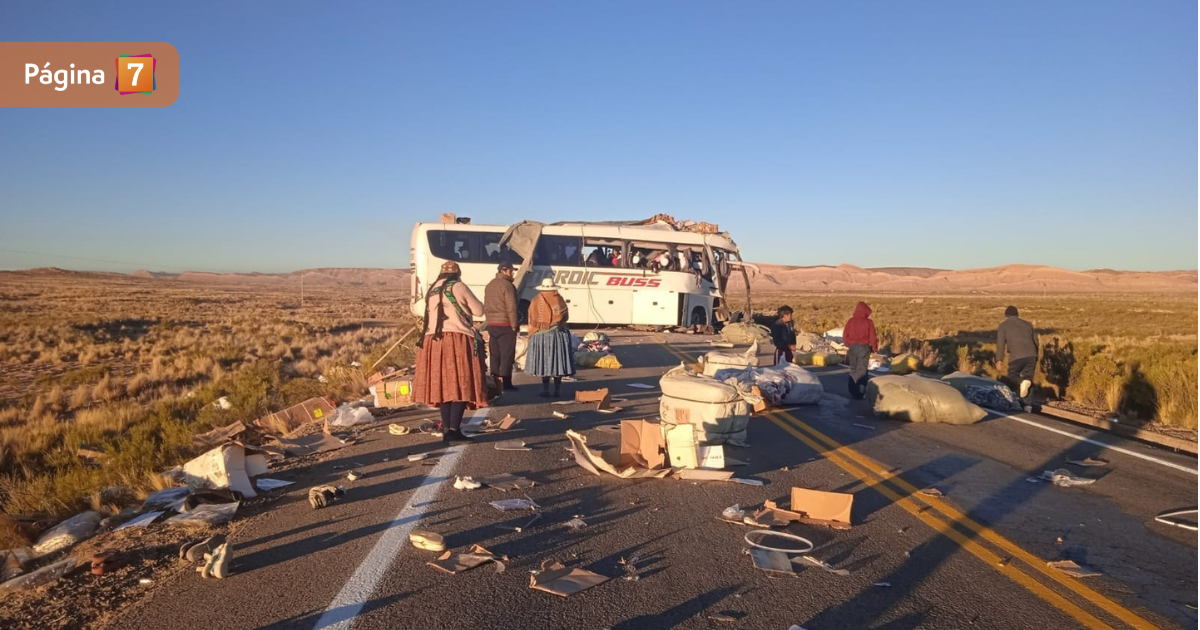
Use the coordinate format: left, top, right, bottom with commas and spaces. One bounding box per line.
428, 230, 479, 262
533, 236, 583, 266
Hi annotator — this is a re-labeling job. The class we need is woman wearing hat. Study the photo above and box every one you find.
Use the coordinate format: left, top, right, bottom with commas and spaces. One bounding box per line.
525, 277, 575, 397
414, 260, 488, 443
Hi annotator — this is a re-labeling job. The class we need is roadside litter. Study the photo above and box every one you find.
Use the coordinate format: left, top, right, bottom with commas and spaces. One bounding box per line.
388, 423, 411, 436
346, 471, 362, 481
409, 530, 445, 552
626, 383, 656, 389
90, 551, 124, 575
180, 533, 226, 562
33, 511, 102, 556
491, 498, 540, 511
330, 405, 374, 428
114, 511, 166, 532
429, 545, 506, 575
1047, 560, 1102, 578
463, 413, 520, 437
142, 487, 191, 512
183, 443, 270, 498
941, 372, 1021, 412
1066, 457, 1108, 467
481, 473, 535, 491
253, 397, 336, 434
576, 388, 620, 413
1042, 469, 1097, 487
196, 542, 232, 579
494, 439, 531, 451
192, 421, 248, 450
369, 372, 415, 409
529, 560, 610, 597
453, 476, 482, 491
165, 502, 239, 527
0, 558, 78, 595
866, 375, 987, 425
308, 486, 345, 510
552, 411, 570, 419
565, 517, 587, 531
1153, 508, 1198, 531
408, 453, 430, 462
744, 530, 814, 554
565, 429, 670, 479
797, 555, 851, 576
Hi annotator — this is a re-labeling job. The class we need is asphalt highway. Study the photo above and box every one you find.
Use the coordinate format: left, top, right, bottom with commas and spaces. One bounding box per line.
112, 331, 1198, 630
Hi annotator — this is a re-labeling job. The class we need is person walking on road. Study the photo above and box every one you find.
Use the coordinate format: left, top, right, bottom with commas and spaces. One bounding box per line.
484, 261, 520, 392
996, 305, 1039, 403
843, 301, 878, 400
414, 261, 488, 444
525, 277, 575, 398
771, 305, 797, 364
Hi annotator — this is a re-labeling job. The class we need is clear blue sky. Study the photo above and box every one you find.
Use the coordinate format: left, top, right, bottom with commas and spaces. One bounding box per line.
1, 1, 1195, 273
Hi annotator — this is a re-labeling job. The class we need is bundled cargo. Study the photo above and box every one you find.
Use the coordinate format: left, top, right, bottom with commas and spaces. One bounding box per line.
721, 323, 771, 345
866, 375, 987, 425
701, 341, 758, 376
659, 364, 750, 444
717, 359, 823, 407
941, 371, 1021, 411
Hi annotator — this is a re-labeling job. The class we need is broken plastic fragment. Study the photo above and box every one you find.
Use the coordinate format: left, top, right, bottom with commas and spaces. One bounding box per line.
491, 498, 540, 511
1041, 468, 1097, 488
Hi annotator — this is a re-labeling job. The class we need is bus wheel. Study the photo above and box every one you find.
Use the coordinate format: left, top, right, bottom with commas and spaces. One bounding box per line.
517, 300, 530, 326
690, 306, 708, 327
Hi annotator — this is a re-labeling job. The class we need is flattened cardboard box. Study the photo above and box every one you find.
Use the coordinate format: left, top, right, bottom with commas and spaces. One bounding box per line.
619, 420, 665, 470
254, 397, 335, 434
791, 487, 853, 528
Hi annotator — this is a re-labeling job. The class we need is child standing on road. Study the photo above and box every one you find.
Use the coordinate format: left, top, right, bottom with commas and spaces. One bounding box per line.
843, 301, 878, 400
771, 305, 797, 364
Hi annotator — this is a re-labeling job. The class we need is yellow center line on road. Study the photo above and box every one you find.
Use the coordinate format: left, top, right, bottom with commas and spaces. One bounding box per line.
656, 339, 1161, 630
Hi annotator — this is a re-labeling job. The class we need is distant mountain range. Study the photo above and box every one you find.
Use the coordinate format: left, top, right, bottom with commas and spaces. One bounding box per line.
4, 264, 1193, 294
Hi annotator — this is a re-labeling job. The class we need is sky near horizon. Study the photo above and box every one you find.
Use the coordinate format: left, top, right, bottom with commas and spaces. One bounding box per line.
1, 1, 1196, 274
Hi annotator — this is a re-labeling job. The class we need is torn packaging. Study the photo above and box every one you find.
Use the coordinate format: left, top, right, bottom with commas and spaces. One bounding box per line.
529, 562, 610, 596
428, 545, 503, 574
192, 421, 247, 450
575, 388, 613, 411
665, 423, 698, 469
183, 444, 269, 499
791, 488, 853, 528
618, 420, 666, 470
480, 473, 535, 491
565, 430, 670, 479
678, 468, 735, 481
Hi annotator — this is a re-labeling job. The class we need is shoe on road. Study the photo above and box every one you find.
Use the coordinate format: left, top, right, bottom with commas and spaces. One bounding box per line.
197, 542, 232, 579
454, 476, 482, 490
409, 529, 445, 552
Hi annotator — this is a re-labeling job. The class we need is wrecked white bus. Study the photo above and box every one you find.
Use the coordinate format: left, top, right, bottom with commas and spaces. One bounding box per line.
409, 218, 755, 328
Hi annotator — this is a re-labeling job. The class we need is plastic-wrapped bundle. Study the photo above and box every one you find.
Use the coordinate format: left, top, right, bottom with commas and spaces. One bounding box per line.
866, 375, 987, 425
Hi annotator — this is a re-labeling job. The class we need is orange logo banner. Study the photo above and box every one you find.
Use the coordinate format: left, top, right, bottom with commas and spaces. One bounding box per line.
0, 42, 179, 107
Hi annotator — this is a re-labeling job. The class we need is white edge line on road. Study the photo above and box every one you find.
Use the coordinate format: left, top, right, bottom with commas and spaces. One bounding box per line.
312, 409, 481, 630
986, 407, 1198, 476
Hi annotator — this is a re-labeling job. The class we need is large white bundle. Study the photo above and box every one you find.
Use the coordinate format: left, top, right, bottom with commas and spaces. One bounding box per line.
514, 335, 528, 370
660, 364, 740, 404
721, 323, 771, 345
660, 394, 749, 444
867, 375, 987, 425
701, 342, 758, 376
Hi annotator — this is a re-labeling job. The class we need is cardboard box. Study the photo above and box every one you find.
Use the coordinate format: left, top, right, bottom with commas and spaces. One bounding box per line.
575, 388, 612, 411
750, 385, 769, 414
254, 397, 336, 434
697, 444, 725, 469
665, 424, 698, 469
440, 213, 457, 224
619, 420, 665, 469
375, 379, 415, 408
791, 487, 853, 528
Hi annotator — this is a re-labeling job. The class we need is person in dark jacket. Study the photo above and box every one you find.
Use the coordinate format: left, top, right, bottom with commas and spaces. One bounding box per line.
843, 302, 878, 400
996, 305, 1039, 401
483, 261, 520, 392
771, 306, 797, 364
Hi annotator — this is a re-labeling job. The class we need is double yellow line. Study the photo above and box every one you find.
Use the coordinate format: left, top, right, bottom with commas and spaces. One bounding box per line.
658, 340, 1161, 630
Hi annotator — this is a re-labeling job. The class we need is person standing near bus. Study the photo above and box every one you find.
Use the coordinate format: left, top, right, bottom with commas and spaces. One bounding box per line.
484, 261, 520, 392
771, 305, 797, 364
996, 305, 1039, 403
525, 277, 575, 397
843, 301, 878, 400
414, 261, 488, 443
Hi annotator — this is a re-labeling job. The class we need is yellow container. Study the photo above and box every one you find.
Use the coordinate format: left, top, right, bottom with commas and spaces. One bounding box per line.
812, 352, 843, 367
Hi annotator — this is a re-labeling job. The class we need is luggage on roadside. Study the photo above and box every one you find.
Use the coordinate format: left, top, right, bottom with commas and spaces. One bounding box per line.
701, 342, 758, 376
941, 371, 1021, 411
866, 375, 987, 425
720, 323, 771, 345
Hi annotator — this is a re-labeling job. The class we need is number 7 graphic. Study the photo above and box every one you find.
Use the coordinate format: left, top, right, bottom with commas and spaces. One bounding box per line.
115, 54, 156, 95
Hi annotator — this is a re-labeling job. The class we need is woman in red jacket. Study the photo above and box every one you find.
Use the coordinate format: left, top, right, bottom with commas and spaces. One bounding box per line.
843, 302, 878, 400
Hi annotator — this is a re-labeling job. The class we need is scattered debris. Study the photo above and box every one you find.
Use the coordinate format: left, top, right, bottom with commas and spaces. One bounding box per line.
576, 388, 618, 412
180, 534, 226, 562
743, 530, 814, 554
429, 544, 505, 574
553, 411, 570, 419
1047, 560, 1102, 578
480, 473, 535, 491
183, 443, 269, 498
388, 423, 411, 436
730, 478, 764, 486
720, 504, 747, 524
113, 511, 165, 532
166, 503, 239, 528
565, 429, 671, 479
409, 530, 445, 552
626, 383, 656, 389
873, 582, 892, 587
679, 468, 735, 481
308, 486, 345, 510
747, 548, 794, 574
797, 555, 850, 576
408, 453, 430, 462
918, 487, 944, 498
453, 476, 482, 491
790, 487, 854, 529
346, 471, 362, 481
491, 498, 540, 511
529, 560, 610, 596
494, 439, 531, 451
1042, 468, 1097, 488
1025, 477, 1041, 484
1065, 457, 1108, 467
90, 551, 125, 575
707, 612, 743, 622
0, 558, 78, 595
565, 517, 588, 531
255, 478, 294, 491
191, 421, 247, 450
1154, 508, 1198, 531
33, 511, 103, 556
254, 397, 336, 434
196, 542, 232, 579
